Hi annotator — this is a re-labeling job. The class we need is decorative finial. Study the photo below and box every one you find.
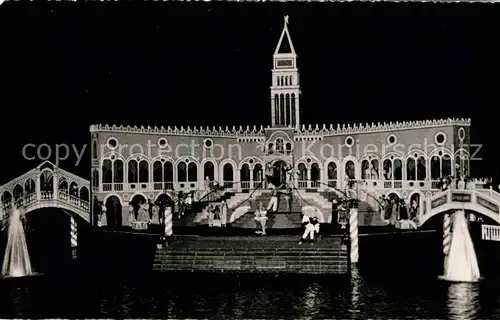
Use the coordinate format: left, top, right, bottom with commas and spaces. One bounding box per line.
284, 15, 289, 25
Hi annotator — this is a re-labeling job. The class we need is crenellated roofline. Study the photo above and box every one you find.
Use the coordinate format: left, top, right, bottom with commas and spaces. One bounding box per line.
89, 118, 470, 139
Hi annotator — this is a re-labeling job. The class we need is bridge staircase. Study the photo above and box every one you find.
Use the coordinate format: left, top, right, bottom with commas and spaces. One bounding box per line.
153, 235, 348, 274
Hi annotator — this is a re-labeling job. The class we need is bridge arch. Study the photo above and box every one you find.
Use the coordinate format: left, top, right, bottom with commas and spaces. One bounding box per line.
25, 178, 35, 195
1, 190, 12, 207
79, 186, 89, 201
39, 169, 54, 193
13, 184, 23, 203
420, 204, 500, 227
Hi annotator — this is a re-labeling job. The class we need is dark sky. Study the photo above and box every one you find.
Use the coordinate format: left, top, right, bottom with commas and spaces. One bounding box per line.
0, 3, 499, 182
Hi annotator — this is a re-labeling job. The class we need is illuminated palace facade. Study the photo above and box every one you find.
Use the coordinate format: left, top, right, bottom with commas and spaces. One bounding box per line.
90, 18, 471, 224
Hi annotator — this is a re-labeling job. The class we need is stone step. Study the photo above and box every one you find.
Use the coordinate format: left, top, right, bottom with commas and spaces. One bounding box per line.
153, 254, 349, 274
231, 212, 304, 229
155, 250, 347, 257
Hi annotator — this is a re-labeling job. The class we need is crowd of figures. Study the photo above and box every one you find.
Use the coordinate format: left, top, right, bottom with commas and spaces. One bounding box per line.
438, 175, 492, 191
379, 194, 418, 229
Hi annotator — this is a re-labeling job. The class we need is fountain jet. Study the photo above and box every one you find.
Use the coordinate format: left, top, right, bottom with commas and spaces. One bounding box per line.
1, 205, 33, 278
440, 210, 481, 283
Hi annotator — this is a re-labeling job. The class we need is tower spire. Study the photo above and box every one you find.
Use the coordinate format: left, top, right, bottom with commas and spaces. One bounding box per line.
270, 16, 301, 128
274, 15, 296, 55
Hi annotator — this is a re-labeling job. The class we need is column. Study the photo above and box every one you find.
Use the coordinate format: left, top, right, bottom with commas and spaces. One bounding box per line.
349, 208, 359, 264
277, 96, 281, 126
295, 96, 300, 128
52, 170, 58, 200
70, 216, 78, 260
250, 169, 254, 189
443, 213, 452, 275
271, 96, 276, 126
307, 168, 311, 188
35, 172, 41, 201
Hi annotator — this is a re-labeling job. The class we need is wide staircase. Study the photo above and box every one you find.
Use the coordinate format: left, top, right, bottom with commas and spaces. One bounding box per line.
319, 190, 387, 226
173, 191, 236, 227
153, 235, 349, 274
231, 192, 304, 229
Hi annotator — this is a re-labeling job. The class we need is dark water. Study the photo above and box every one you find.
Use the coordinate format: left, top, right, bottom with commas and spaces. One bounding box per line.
2, 213, 500, 319
1, 267, 500, 319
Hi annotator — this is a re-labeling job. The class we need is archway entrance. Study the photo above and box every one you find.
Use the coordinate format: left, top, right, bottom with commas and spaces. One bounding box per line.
130, 194, 146, 220
272, 160, 288, 188
105, 196, 122, 228
156, 193, 172, 207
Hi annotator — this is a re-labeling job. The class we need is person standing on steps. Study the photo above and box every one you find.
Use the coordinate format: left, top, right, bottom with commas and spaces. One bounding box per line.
265, 162, 275, 188
267, 186, 280, 212
220, 200, 228, 227
284, 187, 293, 213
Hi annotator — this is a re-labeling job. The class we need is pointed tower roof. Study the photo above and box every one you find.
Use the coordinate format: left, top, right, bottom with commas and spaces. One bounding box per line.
274, 15, 296, 55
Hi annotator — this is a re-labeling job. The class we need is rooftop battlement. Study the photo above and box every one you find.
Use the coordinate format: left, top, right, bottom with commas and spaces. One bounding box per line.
89, 118, 470, 138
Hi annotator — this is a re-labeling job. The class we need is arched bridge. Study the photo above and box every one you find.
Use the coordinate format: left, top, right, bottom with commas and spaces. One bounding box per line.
0, 161, 90, 222
419, 188, 500, 226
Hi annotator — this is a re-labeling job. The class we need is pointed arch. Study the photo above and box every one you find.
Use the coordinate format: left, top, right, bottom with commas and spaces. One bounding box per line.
359, 154, 381, 180
295, 155, 322, 169
323, 157, 340, 189
200, 158, 218, 181
405, 149, 428, 181
340, 155, 359, 181
219, 158, 237, 187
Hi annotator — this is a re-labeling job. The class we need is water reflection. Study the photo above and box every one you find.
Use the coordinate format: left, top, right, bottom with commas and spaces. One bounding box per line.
301, 282, 319, 320
350, 265, 361, 317
447, 282, 480, 320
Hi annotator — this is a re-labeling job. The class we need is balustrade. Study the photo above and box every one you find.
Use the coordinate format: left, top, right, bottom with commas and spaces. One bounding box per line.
482, 224, 500, 241
241, 181, 251, 190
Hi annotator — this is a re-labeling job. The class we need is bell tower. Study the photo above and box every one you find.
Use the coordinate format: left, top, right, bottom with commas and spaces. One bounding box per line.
271, 15, 301, 128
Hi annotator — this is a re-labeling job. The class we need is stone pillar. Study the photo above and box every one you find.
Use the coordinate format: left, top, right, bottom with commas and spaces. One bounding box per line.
35, 172, 41, 201
52, 170, 58, 200
443, 213, 452, 275
250, 169, 254, 189
271, 96, 276, 126
307, 169, 311, 188
295, 96, 300, 128
70, 216, 78, 260
349, 208, 359, 264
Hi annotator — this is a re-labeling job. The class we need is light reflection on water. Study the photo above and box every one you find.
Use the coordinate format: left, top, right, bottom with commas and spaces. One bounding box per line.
447, 282, 480, 320
1, 270, 500, 319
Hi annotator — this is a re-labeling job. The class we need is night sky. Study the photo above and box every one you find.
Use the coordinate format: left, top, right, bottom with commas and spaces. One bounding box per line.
1, 3, 499, 183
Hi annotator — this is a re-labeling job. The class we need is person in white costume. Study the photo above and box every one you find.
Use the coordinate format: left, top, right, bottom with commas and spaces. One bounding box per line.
267, 184, 284, 212
299, 208, 320, 245
254, 202, 268, 235
98, 203, 107, 227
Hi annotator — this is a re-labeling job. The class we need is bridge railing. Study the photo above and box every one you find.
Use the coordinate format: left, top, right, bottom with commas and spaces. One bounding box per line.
2, 191, 90, 214
475, 188, 500, 204
482, 224, 500, 241
420, 189, 500, 225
